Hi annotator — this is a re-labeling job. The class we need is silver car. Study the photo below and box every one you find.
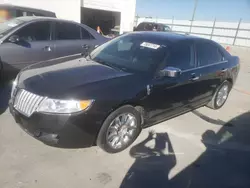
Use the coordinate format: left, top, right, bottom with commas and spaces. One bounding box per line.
0, 16, 108, 81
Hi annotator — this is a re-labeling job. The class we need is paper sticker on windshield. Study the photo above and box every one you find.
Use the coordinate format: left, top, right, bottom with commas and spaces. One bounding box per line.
140, 42, 160, 49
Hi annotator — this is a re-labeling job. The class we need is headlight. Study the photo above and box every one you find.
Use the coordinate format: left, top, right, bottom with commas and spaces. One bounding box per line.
37, 98, 94, 114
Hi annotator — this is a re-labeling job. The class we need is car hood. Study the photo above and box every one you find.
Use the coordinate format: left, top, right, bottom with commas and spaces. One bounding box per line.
18, 57, 132, 97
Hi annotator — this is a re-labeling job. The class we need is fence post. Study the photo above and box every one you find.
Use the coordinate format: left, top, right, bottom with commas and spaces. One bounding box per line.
210, 18, 216, 39
189, 19, 193, 34
134, 15, 139, 28
171, 17, 174, 30
233, 18, 242, 45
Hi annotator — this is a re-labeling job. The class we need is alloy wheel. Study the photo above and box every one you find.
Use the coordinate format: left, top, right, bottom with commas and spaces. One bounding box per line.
106, 113, 137, 149
216, 84, 229, 107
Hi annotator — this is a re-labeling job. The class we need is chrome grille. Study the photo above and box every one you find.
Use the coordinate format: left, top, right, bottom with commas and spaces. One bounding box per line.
14, 89, 44, 117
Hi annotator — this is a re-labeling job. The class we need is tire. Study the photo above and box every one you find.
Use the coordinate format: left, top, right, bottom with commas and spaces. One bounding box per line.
207, 80, 232, 110
97, 105, 142, 153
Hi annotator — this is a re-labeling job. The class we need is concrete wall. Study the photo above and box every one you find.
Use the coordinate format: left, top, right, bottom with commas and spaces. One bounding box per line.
137, 17, 250, 47
82, 0, 136, 33
3, 0, 81, 22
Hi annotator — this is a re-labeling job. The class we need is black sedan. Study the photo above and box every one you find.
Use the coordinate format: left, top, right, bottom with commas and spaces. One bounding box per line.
9, 32, 240, 153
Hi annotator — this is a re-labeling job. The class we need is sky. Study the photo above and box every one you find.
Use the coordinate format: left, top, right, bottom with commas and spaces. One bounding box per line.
136, 0, 250, 21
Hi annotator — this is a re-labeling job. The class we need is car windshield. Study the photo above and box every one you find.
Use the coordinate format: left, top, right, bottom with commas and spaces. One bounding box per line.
0, 18, 25, 38
90, 34, 168, 73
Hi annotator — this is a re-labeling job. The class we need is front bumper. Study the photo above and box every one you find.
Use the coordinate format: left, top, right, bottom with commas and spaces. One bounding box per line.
9, 101, 104, 148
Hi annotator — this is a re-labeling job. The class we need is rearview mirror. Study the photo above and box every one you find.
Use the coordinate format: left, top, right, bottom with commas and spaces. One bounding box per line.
159, 67, 181, 78
8, 35, 20, 43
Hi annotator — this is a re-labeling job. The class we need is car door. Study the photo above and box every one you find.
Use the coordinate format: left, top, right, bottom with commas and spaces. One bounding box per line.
0, 21, 55, 71
190, 41, 227, 107
80, 26, 99, 53
144, 41, 198, 123
53, 21, 95, 58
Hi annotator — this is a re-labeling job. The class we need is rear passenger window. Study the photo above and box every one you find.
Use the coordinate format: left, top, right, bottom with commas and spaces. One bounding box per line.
166, 43, 194, 70
196, 42, 224, 66
55, 22, 81, 40
81, 27, 93, 39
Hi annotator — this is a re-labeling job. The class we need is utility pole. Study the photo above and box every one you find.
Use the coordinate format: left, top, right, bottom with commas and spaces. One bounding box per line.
189, 0, 198, 33
191, 0, 198, 21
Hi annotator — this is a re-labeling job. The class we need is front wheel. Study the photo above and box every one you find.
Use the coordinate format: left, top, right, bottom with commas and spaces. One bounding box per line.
97, 105, 142, 153
207, 81, 231, 110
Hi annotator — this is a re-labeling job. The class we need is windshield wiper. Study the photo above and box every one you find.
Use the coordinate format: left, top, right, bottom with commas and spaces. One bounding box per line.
93, 58, 123, 72
85, 53, 92, 61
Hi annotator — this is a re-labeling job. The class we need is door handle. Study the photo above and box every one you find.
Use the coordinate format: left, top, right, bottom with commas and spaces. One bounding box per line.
190, 74, 200, 81
221, 68, 228, 73
82, 44, 90, 49
43, 46, 52, 52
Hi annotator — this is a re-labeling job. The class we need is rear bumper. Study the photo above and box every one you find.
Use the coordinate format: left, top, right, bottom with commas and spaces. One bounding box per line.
9, 102, 104, 148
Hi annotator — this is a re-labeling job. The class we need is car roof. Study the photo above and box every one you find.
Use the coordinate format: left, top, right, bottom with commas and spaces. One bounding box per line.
140, 22, 168, 26
13, 16, 79, 24
129, 31, 202, 43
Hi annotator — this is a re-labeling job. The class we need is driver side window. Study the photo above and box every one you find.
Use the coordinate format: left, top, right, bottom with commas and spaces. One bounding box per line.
14, 21, 51, 42
166, 43, 195, 70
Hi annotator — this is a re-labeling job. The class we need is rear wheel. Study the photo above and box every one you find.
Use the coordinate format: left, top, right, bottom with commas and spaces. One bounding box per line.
97, 105, 142, 153
207, 81, 231, 110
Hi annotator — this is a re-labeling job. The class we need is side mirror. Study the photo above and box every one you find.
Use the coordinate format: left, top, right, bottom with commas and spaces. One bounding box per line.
159, 67, 181, 78
8, 35, 20, 43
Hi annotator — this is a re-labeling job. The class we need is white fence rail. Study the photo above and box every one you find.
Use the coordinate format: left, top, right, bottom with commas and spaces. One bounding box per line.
136, 17, 250, 47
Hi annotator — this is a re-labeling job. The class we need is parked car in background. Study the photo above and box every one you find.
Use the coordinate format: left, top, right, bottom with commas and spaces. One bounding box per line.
134, 22, 171, 32
0, 4, 56, 22
0, 16, 108, 82
106, 25, 120, 38
9, 32, 240, 153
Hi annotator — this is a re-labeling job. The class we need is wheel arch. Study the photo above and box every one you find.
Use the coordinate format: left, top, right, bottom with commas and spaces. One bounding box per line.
226, 78, 233, 88
111, 102, 146, 126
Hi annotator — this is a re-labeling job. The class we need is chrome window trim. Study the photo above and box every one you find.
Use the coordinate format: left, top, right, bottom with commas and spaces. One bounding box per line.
182, 60, 228, 73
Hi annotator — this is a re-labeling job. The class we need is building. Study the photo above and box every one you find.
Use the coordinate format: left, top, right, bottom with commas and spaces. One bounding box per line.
2, 0, 136, 34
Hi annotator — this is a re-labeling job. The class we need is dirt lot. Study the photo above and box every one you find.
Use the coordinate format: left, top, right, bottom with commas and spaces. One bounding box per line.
0, 47, 250, 188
